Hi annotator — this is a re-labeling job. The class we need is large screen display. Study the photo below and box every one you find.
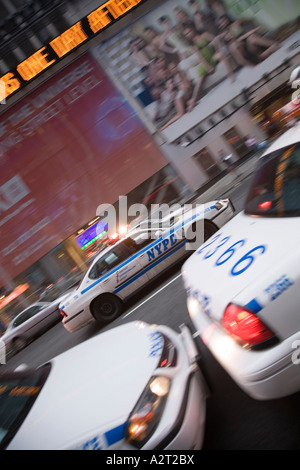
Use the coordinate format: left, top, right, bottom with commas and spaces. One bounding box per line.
95, 0, 300, 131
75, 220, 108, 250
1, 0, 148, 101
0, 53, 167, 283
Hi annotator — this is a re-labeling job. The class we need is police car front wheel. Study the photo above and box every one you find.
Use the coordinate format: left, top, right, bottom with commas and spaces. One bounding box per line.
91, 294, 123, 324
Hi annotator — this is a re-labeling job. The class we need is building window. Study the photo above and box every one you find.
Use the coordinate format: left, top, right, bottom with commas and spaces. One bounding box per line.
223, 127, 248, 158
194, 148, 221, 179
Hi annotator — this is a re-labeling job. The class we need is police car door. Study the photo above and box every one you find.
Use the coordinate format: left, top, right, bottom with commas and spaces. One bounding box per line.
144, 227, 186, 280
113, 238, 151, 299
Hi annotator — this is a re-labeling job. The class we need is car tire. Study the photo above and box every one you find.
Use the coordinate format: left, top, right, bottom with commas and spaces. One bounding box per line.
91, 294, 123, 325
187, 220, 218, 249
203, 220, 218, 241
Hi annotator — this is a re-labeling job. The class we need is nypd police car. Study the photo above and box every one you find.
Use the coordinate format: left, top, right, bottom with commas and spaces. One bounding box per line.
2, 321, 207, 450
60, 200, 234, 332
182, 124, 300, 400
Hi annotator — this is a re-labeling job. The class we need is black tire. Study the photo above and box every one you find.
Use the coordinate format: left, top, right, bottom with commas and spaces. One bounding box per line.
91, 294, 123, 324
203, 220, 218, 241
187, 220, 218, 250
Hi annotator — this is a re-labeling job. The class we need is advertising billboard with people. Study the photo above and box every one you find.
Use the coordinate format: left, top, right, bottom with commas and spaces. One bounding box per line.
96, 0, 299, 130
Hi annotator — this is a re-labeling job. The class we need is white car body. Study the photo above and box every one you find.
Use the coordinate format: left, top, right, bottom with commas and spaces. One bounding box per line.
60, 200, 234, 332
182, 125, 300, 400
1, 292, 71, 354
2, 322, 207, 450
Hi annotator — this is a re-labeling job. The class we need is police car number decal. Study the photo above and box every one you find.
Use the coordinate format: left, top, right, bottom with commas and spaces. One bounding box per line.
186, 286, 211, 316
148, 331, 164, 357
265, 275, 294, 301
146, 234, 178, 262
196, 233, 266, 276
76, 423, 126, 450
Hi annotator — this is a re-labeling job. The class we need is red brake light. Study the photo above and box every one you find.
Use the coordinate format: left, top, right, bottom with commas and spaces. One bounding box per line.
258, 201, 272, 211
222, 303, 275, 347
60, 309, 67, 318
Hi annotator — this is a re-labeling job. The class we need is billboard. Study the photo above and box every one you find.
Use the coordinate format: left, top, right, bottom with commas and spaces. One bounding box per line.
95, 0, 300, 130
0, 53, 167, 282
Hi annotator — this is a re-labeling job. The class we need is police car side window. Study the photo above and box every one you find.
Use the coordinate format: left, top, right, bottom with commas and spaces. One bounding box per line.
89, 260, 108, 280
123, 236, 149, 252
88, 244, 132, 280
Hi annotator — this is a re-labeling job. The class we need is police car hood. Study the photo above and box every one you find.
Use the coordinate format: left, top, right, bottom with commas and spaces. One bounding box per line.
182, 211, 300, 324
7, 322, 163, 450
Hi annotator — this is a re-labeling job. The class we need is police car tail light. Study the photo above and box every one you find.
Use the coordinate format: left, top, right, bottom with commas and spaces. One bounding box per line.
222, 303, 276, 348
159, 334, 177, 368
125, 375, 171, 448
60, 309, 67, 318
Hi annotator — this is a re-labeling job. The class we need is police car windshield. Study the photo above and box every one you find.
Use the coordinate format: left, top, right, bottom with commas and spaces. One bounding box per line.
245, 143, 300, 217
0, 365, 51, 449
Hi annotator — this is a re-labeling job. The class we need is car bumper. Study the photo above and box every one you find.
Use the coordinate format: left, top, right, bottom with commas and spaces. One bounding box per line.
161, 368, 206, 450
188, 298, 300, 400
213, 199, 235, 226
62, 306, 95, 332
154, 325, 209, 450
116, 324, 207, 450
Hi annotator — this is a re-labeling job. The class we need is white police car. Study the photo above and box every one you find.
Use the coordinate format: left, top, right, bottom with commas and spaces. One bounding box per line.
1, 321, 207, 450
60, 200, 234, 332
182, 124, 300, 400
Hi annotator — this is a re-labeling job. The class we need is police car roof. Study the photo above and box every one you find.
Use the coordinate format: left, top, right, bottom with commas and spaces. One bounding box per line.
92, 232, 143, 262
260, 123, 300, 159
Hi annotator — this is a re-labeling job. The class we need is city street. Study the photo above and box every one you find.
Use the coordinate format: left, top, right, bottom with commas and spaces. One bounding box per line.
2, 171, 300, 450
1, 0, 299, 453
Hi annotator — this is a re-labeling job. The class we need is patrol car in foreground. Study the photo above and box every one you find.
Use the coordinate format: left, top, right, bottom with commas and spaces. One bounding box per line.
2, 321, 207, 450
59, 199, 234, 332
182, 124, 300, 400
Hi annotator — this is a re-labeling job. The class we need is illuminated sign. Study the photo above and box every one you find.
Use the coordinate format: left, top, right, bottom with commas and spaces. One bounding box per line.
0, 384, 41, 396
0, 284, 30, 310
0, 0, 147, 100
75, 220, 108, 250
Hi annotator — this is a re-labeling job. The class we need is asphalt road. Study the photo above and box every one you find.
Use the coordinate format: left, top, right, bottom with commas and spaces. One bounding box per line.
2, 174, 300, 450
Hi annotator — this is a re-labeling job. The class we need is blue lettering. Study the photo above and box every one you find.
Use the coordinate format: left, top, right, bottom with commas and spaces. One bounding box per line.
147, 248, 155, 262
162, 238, 170, 251
82, 437, 102, 450
147, 235, 177, 262
265, 275, 294, 301
154, 243, 163, 255
170, 233, 177, 246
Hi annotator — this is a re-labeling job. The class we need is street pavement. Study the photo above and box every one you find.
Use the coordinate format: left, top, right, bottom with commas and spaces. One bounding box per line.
194, 151, 261, 204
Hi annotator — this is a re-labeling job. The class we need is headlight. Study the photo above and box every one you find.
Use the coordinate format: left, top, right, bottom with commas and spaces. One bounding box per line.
125, 332, 177, 448
187, 296, 201, 319
125, 375, 171, 448
215, 200, 226, 210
